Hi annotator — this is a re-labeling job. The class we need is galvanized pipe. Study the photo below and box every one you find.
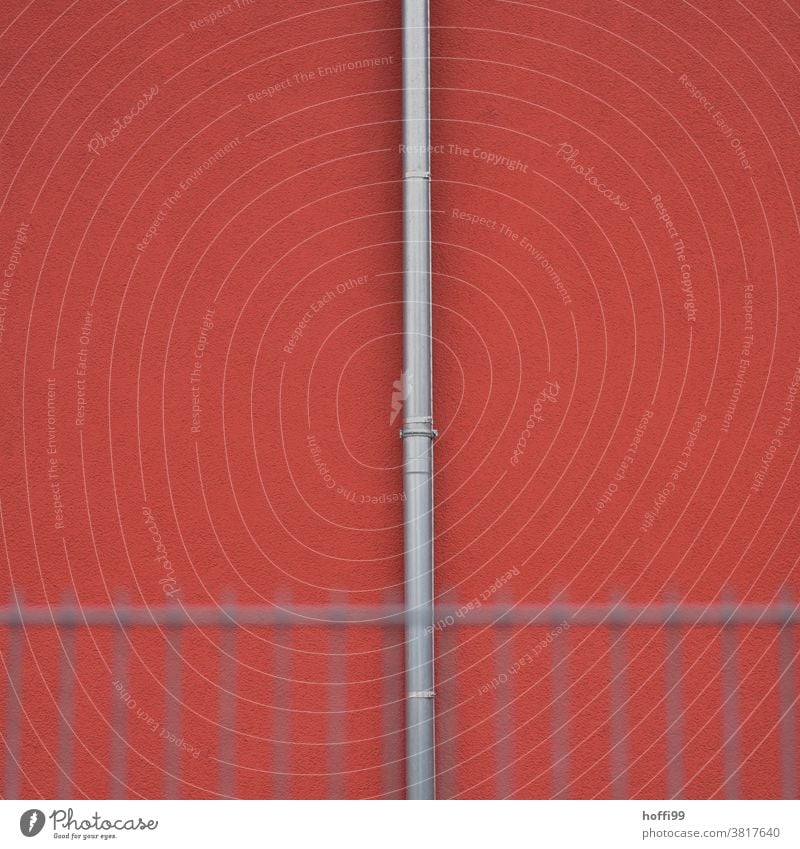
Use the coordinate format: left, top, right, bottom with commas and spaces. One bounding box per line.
400, 0, 436, 800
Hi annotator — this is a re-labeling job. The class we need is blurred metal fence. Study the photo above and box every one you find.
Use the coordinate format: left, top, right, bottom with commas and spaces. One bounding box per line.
1, 595, 798, 799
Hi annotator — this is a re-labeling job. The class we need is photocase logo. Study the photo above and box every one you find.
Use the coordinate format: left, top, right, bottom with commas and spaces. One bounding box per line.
19, 809, 45, 837
390, 370, 413, 425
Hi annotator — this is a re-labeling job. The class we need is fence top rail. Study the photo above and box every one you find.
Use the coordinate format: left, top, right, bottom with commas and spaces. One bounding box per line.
0, 600, 797, 628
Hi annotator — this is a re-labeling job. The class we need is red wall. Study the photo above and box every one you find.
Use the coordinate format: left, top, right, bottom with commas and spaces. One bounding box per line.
1, 0, 799, 799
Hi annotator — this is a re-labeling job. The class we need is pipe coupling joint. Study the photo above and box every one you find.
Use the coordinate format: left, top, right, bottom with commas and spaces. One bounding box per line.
399, 416, 438, 440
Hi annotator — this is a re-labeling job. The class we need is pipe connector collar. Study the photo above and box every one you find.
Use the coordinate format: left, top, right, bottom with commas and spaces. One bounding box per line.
399, 416, 438, 440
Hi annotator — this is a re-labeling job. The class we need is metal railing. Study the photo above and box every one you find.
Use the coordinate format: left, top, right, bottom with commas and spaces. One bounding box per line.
1, 595, 798, 799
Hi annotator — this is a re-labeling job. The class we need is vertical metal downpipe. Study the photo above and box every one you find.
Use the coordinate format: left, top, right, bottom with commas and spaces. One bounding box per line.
401, 0, 436, 800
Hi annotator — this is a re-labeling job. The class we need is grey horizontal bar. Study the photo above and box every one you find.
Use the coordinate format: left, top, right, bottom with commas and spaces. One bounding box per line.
0, 601, 797, 628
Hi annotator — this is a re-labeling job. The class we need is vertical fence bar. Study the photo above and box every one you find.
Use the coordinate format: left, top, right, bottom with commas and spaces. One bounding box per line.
272, 591, 291, 799
328, 593, 347, 799
494, 598, 513, 799
110, 598, 128, 799
57, 598, 76, 798
721, 592, 741, 799
435, 623, 457, 799
664, 592, 684, 799
609, 598, 627, 799
218, 592, 237, 798
3, 592, 23, 799
381, 591, 404, 798
779, 593, 796, 799
163, 625, 182, 799
551, 594, 570, 799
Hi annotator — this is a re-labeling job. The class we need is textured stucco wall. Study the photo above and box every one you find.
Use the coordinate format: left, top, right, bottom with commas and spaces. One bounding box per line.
0, 0, 798, 799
